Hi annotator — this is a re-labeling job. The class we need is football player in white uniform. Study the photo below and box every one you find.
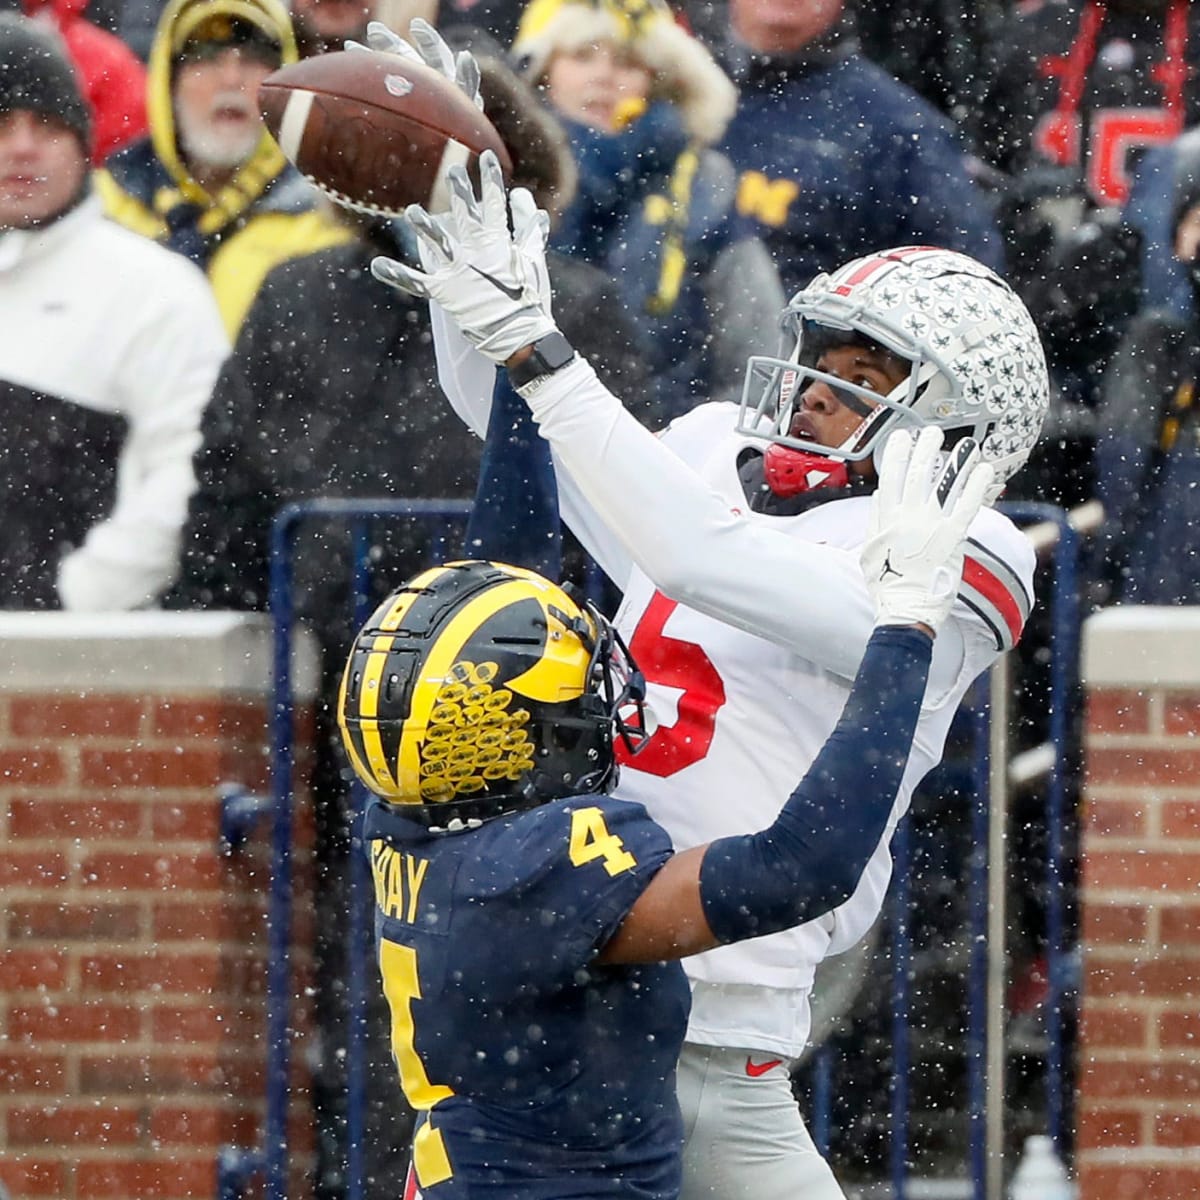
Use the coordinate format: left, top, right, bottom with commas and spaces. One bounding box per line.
363, 30, 1049, 1195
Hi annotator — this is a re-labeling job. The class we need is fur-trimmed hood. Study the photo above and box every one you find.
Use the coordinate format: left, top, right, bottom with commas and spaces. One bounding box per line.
512, 0, 737, 145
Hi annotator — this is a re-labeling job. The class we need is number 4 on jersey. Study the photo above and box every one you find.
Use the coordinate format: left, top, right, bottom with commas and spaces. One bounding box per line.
569, 807, 637, 875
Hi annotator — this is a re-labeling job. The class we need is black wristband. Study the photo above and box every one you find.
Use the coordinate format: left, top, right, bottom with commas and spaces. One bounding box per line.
507, 332, 576, 389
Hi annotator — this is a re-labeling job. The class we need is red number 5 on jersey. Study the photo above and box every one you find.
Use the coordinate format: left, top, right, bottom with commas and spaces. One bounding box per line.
616, 591, 727, 778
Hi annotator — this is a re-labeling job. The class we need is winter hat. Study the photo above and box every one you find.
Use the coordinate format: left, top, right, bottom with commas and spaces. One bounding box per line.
0, 13, 91, 153
170, 0, 286, 61
512, 0, 737, 145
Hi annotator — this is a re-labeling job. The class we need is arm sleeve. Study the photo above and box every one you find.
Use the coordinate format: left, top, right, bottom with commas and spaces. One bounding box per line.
170, 358, 276, 610
431, 296, 635, 588
169, 271, 301, 611
1093, 315, 1184, 586
698, 626, 932, 942
431, 301, 495, 439
462, 371, 561, 580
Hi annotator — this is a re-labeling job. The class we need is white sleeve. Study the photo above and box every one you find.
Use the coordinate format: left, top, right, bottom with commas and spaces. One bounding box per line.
521, 357, 883, 679
57, 267, 228, 611
430, 301, 494, 439
431, 304, 635, 588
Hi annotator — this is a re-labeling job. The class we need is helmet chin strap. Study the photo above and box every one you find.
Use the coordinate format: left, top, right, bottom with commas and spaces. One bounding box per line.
762, 444, 850, 497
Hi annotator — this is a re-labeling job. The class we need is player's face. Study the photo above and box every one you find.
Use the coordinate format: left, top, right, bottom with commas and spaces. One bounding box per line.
0, 109, 86, 231
789, 343, 909, 457
544, 41, 653, 133
174, 44, 277, 171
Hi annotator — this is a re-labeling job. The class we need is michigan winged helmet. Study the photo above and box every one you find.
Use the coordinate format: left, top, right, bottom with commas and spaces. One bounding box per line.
337, 561, 646, 826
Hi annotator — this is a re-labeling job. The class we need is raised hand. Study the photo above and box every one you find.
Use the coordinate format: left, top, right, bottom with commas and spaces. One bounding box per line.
861, 427, 994, 635
371, 150, 559, 365
346, 19, 482, 112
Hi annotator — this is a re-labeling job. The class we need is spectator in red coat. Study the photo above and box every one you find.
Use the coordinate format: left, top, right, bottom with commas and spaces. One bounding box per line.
22, 0, 147, 162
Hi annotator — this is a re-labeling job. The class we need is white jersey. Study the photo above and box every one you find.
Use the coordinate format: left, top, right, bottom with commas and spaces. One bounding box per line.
432, 316, 1036, 1058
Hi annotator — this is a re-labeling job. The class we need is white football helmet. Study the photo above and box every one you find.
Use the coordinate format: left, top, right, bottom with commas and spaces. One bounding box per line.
737, 247, 1049, 504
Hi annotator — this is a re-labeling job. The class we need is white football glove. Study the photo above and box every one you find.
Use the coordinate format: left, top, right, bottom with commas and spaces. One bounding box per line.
861, 426, 994, 635
372, 150, 558, 364
346, 19, 482, 112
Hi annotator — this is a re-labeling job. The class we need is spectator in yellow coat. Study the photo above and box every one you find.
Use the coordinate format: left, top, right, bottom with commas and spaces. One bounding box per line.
95, 0, 349, 335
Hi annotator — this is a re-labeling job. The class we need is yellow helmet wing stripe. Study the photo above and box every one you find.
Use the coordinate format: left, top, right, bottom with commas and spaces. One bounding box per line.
506, 603, 589, 703
495, 564, 595, 704
346, 565, 452, 796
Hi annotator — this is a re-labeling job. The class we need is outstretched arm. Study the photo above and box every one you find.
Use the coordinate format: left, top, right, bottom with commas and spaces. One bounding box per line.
375, 153, 897, 678
462, 370, 561, 580
597, 429, 992, 964
431, 291, 636, 589
602, 624, 933, 962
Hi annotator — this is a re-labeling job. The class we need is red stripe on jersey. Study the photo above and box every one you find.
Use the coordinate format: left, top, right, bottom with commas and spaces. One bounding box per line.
403, 1165, 421, 1200
963, 556, 1024, 645
833, 247, 942, 295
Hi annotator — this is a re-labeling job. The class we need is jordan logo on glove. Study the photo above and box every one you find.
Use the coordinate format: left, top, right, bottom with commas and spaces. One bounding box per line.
860, 427, 994, 634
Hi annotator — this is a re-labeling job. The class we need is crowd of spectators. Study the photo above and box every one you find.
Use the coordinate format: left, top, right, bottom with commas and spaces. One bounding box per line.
34, 0, 1200, 584
11, 0, 1200, 611
5, 0, 1200, 1193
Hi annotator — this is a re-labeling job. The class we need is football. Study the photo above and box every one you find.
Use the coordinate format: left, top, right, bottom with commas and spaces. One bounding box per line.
258, 50, 513, 217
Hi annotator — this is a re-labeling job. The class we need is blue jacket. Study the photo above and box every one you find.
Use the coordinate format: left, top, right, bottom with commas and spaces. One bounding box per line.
552, 105, 760, 414
1124, 138, 1195, 323
719, 47, 1003, 295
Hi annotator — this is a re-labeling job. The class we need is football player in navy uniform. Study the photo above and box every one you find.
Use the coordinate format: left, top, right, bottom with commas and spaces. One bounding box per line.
337, 424, 993, 1199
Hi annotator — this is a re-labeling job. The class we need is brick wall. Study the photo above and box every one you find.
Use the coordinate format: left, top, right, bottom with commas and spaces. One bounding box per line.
1079, 609, 1200, 1200
0, 614, 318, 1200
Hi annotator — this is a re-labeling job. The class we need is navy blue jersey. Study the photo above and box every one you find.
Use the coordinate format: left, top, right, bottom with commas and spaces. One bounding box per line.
364, 793, 689, 1199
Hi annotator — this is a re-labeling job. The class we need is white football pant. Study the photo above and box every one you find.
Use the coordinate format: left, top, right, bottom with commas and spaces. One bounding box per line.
677, 1043, 848, 1200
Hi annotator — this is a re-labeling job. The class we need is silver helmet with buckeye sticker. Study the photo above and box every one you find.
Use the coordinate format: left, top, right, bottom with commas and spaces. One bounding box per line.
737, 247, 1049, 504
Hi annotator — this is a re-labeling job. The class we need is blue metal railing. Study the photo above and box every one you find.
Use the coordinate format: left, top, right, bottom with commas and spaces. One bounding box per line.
218, 499, 471, 1200
999, 502, 1081, 1160
967, 679, 993, 1196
